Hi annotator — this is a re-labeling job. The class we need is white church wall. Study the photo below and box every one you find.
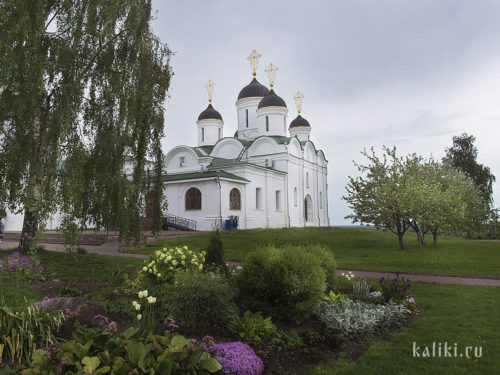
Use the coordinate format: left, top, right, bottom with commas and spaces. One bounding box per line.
236, 98, 260, 139
196, 119, 223, 147
256, 107, 288, 137
211, 138, 244, 159
165, 146, 201, 174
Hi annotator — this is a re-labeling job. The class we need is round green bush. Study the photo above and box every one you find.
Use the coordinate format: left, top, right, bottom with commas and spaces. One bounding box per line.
159, 269, 237, 330
299, 245, 336, 280
237, 245, 326, 322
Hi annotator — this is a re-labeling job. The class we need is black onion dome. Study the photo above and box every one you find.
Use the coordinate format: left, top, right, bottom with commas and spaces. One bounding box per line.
198, 104, 223, 121
237, 78, 270, 100
289, 115, 310, 128
257, 89, 287, 109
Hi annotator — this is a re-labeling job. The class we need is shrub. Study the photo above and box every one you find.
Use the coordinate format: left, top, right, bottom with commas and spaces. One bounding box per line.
141, 246, 205, 284
379, 272, 411, 303
237, 246, 326, 322
205, 229, 225, 268
210, 342, 264, 375
315, 299, 406, 338
227, 311, 279, 344
300, 245, 336, 280
160, 270, 237, 330
329, 272, 355, 294
23, 326, 222, 375
352, 280, 371, 298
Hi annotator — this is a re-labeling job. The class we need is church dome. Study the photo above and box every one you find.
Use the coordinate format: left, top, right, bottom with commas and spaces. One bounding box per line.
238, 78, 270, 100
198, 104, 223, 121
289, 115, 310, 128
257, 89, 287, 109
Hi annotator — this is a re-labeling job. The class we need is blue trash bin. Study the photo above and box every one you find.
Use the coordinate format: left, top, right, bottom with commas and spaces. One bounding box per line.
225, 219, 233, 230
232, 219, 238, 229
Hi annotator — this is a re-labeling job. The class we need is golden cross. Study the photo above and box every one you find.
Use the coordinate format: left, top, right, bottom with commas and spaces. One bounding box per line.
294, 91, 304, 115
265, 63, 278, 89
247, 49, 261, 77
204, 79, 215, 104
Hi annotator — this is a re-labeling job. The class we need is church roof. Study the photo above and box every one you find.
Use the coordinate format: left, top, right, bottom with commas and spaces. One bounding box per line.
198, 104, 223, 121
257, 89, 287, 109
237, 78, 270, 100
162, 170, 249, 183
289, 115, 311, 128
209, 157, 247, 168
196, 145, 214, 155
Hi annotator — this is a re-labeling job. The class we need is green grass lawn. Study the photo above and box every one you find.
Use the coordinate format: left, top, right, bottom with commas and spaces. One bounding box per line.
0, 249, 144, 282
125, 227, 500, 278
310, 283, 500, 375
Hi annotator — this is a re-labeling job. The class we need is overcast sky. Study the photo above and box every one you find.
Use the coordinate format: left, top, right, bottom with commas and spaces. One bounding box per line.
150, 0, 500, 225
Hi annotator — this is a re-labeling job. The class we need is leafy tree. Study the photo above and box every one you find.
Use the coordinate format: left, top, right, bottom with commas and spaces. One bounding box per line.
344, 147, 411, 250
0, 0, 172, 253
443, 133, 496, 205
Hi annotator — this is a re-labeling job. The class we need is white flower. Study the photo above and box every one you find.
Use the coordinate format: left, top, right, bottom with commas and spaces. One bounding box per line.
132, 301, 138, 307
183, 246, 188, 250
157, 273, 161, 278
138, 291, 144, 298
137, 314, 142, 320
142, 267, 147, 272
147, 296, 157, 304
148, 269, 153, 273
143, 290, 148, 297
134, 303, 141, 311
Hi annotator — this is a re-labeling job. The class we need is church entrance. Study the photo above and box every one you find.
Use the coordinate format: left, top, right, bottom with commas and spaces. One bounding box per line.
304, 194, 313, 222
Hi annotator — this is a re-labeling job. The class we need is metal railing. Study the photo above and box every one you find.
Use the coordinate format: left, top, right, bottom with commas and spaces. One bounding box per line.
162, 214, 197, 231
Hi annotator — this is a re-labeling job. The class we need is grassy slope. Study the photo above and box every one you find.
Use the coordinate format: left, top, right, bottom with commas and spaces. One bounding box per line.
0, 250, 144, 282
310, 283, 500, 375
125, 227, 500, 278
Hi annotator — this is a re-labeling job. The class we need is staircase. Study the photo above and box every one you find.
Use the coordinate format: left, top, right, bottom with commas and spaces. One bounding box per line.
162, 214, 197, 231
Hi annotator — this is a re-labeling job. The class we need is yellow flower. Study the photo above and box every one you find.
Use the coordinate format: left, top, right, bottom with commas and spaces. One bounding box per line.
181, 255, 186, 260
172, 260, 178, 266
142, 267, 148, 272
157, 273, 161, 278
198, 265, 203, 270
183, 246, 188, 250
164, 259, 168, 264
169, 266, 173, 270
137, 314, 142, 320
181, 261, 186, 266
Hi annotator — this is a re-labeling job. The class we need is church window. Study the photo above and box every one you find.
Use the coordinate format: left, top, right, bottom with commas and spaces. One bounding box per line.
306, 172, 310, 188
320, 191, 323, 209
304, 194, 313, 222
266, 116, 269, 132
246, 109, 249, 127
218, 128, 221, 140
179, 156, 185, 167
275, 190, 281, 211
284, 117, 286, 133
185, 187, 202, 210
256, 188, 262, 210
294, 187, 298, 207
202, 128, 205, 142
230, 188, 241, 210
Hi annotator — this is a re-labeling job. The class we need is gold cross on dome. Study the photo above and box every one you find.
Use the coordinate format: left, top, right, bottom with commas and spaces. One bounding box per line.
205, 79, 215, 104
294, 91, 304, 115
265, 63, 278, 89
247, 49, 261, 77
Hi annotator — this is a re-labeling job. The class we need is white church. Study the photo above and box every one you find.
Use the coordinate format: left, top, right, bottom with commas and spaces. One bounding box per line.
3, 51, 329, 232
161, 50, 329, 231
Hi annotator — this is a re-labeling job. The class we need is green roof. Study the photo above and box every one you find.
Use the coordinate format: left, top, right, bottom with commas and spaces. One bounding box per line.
209, 157, 247, 168
162, 170, 249, 183
196, 145, 214, 155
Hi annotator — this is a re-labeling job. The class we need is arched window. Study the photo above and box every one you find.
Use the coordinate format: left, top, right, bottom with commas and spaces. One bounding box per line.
246, 109, 249, 127
320, 191, 323, 209
218, 128, 221, 140
306, 172, 310, 188
283, 117, 286, 133
275, 190, 281, 211
304, 194, 313, 222
266, 116, 269, 132
294, 187, 298, 207
185, 188, 202, 210
201, 128, 205, 142
230, 188, 241, 210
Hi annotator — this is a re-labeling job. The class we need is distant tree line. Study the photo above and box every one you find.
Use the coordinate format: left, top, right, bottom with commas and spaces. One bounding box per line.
343, 134, 496, 250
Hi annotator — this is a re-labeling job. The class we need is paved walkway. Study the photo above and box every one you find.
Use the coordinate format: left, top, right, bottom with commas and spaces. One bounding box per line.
2, 234, 499, 286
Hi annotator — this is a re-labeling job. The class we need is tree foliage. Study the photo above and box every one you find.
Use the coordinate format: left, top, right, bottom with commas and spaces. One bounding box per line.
443, 133, 496, 205
344, 147, 488, 249
0, 0, 172, 252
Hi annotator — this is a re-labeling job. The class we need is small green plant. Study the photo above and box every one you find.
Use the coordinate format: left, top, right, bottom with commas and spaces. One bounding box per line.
352, 280, 371, 298
227, 311, 279, 344
0, 304, 66, 365
110, 266, 126, 287
132, 289, 158, 334
323, 290, 345, 302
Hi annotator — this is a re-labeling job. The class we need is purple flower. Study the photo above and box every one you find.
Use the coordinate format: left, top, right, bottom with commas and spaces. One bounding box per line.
395, 271, 400, 277
379, 277, 385, 282
210, 342, 264, 375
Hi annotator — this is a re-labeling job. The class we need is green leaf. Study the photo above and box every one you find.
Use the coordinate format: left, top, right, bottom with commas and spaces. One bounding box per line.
200, 357, 222, 373
60, 340, 92, 360
170, 335, 188, 348
158, 358, 173, 375
125, 341, 150, 365
122, 326, 138, 339
82, 356, 101, 373
97, 366, 111, 374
